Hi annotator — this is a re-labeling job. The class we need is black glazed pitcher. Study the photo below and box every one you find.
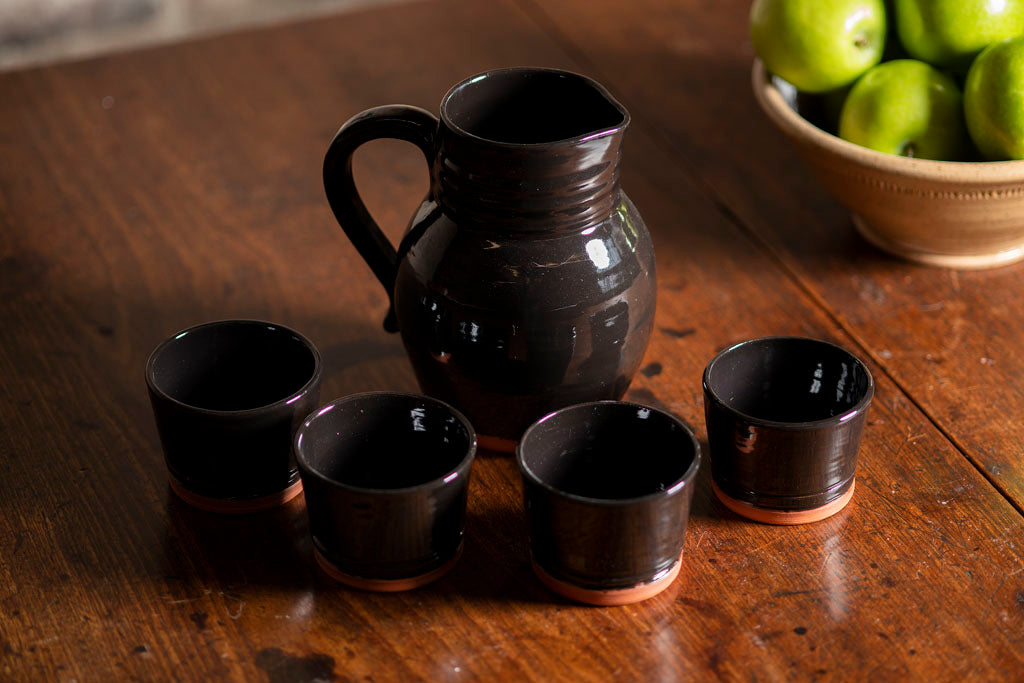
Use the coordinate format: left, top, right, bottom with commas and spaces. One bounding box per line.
323, 67, 656, 451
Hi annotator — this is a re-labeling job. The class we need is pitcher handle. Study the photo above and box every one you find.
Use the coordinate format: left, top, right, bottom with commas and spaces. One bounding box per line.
323, 105, 438, 332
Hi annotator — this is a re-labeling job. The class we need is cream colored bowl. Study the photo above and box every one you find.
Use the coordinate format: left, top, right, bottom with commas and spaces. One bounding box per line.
752, 59, 1024, 269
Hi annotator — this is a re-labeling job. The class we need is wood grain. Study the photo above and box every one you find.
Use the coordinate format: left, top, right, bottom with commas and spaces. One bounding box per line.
1, 0, 1022, 680
519, 0, 1024, 512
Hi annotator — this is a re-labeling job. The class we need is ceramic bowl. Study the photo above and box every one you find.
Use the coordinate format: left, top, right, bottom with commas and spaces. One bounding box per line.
517, 401, 700, 605
703, 336, 873, 525
752, 59, 1024, 270
295, 392, 476, 591
146, 319, 322, 513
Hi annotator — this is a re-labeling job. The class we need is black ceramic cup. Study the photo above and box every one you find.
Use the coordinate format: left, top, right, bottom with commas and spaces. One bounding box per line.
146, 320, 322, 513
517, 401, 701, 606
702, 336, 874, 525
294, 392, 476, 592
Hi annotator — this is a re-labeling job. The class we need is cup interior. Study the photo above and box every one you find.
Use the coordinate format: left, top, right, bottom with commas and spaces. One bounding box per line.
704, 337, 872, 424
147, 320, 318, 412
296, 393, 475, 490
518, 402, 699, 500
443, 69, 625, 145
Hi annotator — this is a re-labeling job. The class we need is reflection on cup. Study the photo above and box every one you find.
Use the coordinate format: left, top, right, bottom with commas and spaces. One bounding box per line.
295, 392, 476, 591
703, 336, 874, 525
146, 319, 322, 513
517, 401, 700, 606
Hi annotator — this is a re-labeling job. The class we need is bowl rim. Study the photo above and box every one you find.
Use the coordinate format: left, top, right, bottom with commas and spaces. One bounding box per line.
701, 335, 875, 431
294, 391, 478, 495
144, 318, 322, 417
515, 400, 702, 507
751, 59, 1024, 182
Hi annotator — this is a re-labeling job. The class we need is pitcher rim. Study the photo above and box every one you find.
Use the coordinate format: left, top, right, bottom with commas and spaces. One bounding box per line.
439, 66, 630, 148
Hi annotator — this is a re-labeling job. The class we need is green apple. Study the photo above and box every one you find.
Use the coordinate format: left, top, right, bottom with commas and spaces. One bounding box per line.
965, 36, 1024, 160
839, 59, 970, 160
895, 0, 1024, 70
751, 0, 887, 93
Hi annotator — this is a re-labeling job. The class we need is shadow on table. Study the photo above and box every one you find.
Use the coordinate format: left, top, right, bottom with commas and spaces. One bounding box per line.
685, 438, 726, 524
158, 474, 556, 607
433, 499, 558, 606
161, 490, 316, 591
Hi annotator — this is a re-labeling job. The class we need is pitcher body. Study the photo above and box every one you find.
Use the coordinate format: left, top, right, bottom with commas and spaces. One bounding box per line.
324, 68, 656, 449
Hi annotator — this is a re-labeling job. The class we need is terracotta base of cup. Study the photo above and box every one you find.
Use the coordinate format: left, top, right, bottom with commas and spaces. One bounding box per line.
713, 480, 855, 525
532, 554, 682, 606
169, 476, 303, 514
478, 434, 516, 453
852, 215, 1024, 270
314, 544, 463, 592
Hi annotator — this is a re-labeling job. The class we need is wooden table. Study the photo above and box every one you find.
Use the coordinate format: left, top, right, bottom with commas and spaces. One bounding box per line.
2, 0, 1023, 679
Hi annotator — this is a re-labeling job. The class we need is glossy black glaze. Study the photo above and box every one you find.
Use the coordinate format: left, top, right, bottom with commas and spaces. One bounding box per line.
295, 392, 476, 581
517, 401, 700, 591
146, 320, 322, 502
324, 68, 656, 441
702, 336, 874, 511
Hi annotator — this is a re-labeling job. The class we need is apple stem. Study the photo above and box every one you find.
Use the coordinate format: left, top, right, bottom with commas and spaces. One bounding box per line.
854, 34, 869, 50
902, 143, 917, 158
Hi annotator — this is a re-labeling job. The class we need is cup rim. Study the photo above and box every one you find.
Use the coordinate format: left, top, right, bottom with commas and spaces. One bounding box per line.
516, 400, 702, 506
144, 319, 323, 417
294, 391, 478, 495
751, 58, 1024, 179
439, 66, 630, 149
702, 335, 875, 430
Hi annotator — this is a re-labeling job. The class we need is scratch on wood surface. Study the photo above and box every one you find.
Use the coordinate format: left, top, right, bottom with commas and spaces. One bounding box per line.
225, 597, 245, 620
892, 430, 926, 460
691, 530, 709, 553
937, 318, 966, 358
217, 590, 247, 620
772, 578, 866, 599
853, 276, 887, 306
876, 318, 965, 363
166, 588, 213, 605
860, 479, 971, 552
984, 575, 1010, 622
817, 553, 834, 577
746, 535, 783, 557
